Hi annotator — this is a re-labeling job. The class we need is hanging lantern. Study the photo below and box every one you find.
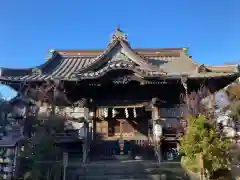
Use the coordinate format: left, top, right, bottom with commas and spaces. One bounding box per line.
3, 158, 10, 163
20, 146, 24, 152
104, 108, 108, 118
133, 108, 137, 118
112, 108, 117, 118
125, 108, 129, 118
154, 123, 162, 137
3, 174, 7, 180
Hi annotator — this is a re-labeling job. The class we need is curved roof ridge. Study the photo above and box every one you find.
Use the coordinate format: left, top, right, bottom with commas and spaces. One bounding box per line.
74, 38, 165, 74
0, 66, 32, 72
0, 52, 61, 77
119, 40, 162, 72
206, 66, 238, 73
178, 52, 199, 72
56, 48, 183, 56
206, 64, 237, 68
74, 39, 120, 74
206, 64, 238, 72
1, 52, 58, 70
184, 54, 238, 73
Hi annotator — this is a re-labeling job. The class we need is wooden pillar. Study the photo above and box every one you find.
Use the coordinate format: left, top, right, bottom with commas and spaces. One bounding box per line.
151, 98, 162, 163
181, 76, 189, 110
82, 107, 89, 164
82, 99, 95, 164
177, 141, 180, 152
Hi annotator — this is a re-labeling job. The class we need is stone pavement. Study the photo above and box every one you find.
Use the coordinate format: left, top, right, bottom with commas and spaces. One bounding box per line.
232, 165, 240, 179
66, 160, 186, 180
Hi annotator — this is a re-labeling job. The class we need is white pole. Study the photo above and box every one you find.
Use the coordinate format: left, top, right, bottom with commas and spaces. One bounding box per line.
62, 152, 68, 180
63, 166, 66, 180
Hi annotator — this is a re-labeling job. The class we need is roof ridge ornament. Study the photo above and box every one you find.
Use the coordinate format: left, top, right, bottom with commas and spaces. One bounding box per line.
32, 68, 42, 75
110, 25, 128, 43
234, 64, 240, 73
46, 49, 56, 61
196, 64, 207, 73
183, 47, 189, 56
48, 49, 56, 54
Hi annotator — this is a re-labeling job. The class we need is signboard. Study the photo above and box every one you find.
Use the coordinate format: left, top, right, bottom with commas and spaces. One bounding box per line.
154, 124, 162, 136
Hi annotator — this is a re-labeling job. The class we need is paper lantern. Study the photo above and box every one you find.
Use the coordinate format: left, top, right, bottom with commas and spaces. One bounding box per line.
112, 108, 117, 118
154, 124, 162, 137
125, 108, 129, 118
104, 108, 108, 118
133, 108, 137, 118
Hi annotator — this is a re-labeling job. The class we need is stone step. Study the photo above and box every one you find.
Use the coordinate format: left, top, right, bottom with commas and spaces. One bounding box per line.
66, 161, 185, 179
67, 174, 170, 180
7, 131, 21, 136
68, 169, 161, 176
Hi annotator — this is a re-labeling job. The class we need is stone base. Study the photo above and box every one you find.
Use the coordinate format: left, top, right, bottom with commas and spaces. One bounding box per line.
134, 155, 143, 160
115, 155, 130, 161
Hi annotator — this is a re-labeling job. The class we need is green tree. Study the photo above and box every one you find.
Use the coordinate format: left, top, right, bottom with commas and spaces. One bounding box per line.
17, 80, 69, 180
227, 82, 240, 168
227, 83, 240, 102
228, 83, 240, 122
180, 115, 232, 179
18, 118, 64, 180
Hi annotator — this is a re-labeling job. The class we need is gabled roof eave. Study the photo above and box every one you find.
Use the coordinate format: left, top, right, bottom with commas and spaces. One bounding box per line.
73, 38, 164, 74
0, 51, 60, 77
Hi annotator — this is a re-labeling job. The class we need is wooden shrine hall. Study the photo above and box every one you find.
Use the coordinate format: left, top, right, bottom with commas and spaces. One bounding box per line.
0, 27, 239, 162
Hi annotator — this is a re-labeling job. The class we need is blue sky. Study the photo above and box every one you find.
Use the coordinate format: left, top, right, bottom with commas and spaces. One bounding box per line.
0, 0, 240, 99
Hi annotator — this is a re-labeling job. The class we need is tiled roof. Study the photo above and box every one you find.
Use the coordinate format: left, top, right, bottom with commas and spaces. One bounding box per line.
0, 54, 96, 81
0, 28, 239, 82
0, 50, 239, 81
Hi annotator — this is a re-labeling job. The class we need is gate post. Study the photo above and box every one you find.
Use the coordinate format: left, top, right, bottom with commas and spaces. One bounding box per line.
151, 98, 162, 163
82, 100, 95, 164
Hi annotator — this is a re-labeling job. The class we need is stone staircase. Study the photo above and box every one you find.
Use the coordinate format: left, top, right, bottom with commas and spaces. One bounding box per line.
66, 161, 185, 180
54, 132, 82, 143
0, 123, 23, 146
7, 124, 22, 138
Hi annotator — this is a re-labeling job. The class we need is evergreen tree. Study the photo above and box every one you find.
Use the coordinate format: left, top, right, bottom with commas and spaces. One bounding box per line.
180, 115, 232, 179
18, 117, 65, 180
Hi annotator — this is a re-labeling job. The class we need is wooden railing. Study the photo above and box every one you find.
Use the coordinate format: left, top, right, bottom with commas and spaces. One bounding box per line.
160, 104, 188, 118
89, 141, 116, 160
54, 131, 83, 142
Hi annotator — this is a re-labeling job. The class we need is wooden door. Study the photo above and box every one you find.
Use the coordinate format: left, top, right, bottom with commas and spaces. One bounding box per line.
96, 121, 108, 137
108, 119, 134, 138
116, 119, 134, 138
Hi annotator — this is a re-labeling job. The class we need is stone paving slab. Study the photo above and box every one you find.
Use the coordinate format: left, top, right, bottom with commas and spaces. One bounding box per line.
67, 160, 186, 179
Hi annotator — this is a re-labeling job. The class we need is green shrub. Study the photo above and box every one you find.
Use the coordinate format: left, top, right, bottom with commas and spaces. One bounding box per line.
180, 115, 232, 178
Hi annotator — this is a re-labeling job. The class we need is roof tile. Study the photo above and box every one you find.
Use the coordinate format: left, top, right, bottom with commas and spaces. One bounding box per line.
0, 39, 238, 81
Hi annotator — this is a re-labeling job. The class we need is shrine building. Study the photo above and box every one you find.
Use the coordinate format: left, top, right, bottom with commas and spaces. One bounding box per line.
0, 27, 239, 161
